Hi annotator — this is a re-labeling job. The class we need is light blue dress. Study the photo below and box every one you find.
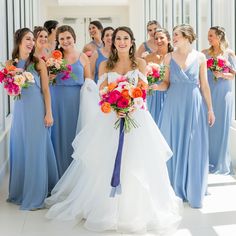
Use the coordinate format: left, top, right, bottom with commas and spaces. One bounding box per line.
158, 55, 208, 208
144, 42, 166, 124
94, 49, 107, 83
8, 60, 59, 210
50, 59, 84, 177
206, 52, 236, 174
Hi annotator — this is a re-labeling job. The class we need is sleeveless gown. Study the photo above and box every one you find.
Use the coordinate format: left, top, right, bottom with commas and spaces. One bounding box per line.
8, 60, 59, 210
144, 42, 166, 124
45, 69, 182, 234
158, 54, 209, 208
50, 59, 84, 178
205, 52, 236, 174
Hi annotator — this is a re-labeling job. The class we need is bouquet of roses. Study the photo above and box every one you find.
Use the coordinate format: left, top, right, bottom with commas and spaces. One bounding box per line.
207, 57, 230, 81
0, 64, 35, 99
146, 62, 165, 95
99, 76, 147, 133
45, 50, 76, 85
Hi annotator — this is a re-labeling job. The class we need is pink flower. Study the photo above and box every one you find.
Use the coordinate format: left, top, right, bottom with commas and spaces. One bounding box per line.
117, 97, 129, 108
217, 58, 226, 68
207, 58, 214, 68
116, 76, 127, 83
66, 65, 72, 71
108, 90, 121, 104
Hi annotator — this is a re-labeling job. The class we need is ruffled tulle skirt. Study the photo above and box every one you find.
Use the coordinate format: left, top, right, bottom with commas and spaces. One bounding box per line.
45, 109, 182, 234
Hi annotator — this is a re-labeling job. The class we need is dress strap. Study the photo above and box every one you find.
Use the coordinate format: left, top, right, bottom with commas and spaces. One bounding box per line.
138, 71, 148, 84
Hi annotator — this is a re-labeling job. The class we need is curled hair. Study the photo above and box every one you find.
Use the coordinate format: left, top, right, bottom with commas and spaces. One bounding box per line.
43, 20, 59, 35
12, 28, 39, 71
154, 28, 174, 53
56, 25, 76, 54
106, 26, 137, 70
147, 20, 161, 28
101, 26, 114, 46
173, 24, 197, 44
33, 26, 48, 40
209, 26, 229, 54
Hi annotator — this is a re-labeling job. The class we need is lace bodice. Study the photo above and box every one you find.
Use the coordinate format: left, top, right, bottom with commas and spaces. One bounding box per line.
98, 69, 147, 87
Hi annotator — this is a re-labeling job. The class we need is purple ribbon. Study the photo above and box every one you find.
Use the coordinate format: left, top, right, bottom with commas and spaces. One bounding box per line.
110, 118, 125, 197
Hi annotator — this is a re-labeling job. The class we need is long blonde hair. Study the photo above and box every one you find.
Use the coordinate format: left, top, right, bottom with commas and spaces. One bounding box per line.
208, 26, 229, 55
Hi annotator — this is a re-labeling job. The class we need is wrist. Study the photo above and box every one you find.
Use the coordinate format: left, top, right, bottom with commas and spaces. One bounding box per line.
208, 109, 214, 114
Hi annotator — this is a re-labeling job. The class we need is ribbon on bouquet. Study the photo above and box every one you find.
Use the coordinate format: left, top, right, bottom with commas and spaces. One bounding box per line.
110, 118, 125, 197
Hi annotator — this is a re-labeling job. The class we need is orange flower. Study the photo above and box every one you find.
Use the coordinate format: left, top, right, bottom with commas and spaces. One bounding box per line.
131, 87, 143, 98
121, 89, 130, 100
108, 82, 117, 91
101, 102, 111, 113
6, 65, 16, 71
137, 80, 148, 90
52, 50, 63, 60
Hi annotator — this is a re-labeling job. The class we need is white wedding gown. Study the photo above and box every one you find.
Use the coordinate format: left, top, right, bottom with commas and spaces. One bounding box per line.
45, 69, 182, 234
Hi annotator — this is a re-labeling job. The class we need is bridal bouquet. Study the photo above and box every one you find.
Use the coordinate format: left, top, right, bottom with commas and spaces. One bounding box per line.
99, 76, 147, 133
207, 57, 230, 81
45, 50, 76, 85
146, 62, 165, 95
0, 64, 35, 99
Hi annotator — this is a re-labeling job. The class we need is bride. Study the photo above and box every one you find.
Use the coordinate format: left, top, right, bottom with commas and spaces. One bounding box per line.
45, 26, 182, 234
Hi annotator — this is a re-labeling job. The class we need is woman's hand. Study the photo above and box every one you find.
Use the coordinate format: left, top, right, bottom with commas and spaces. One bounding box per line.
44, 113, 54, 127
208, 110, 215, 127
117, 111, 126, 118
213, 71, 223, 79
49, 73, 56, 82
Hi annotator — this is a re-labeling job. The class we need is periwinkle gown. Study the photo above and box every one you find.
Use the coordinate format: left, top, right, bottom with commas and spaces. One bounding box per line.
8, 60, 59, 210
50, 59, 84, 177
94, 49, 107, 83
158, 53, 208, 208
144, 42, 166, 124
205, 52, 236, 174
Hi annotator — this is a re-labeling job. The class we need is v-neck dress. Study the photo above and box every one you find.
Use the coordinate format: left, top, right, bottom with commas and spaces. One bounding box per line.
158, 54, 208, 208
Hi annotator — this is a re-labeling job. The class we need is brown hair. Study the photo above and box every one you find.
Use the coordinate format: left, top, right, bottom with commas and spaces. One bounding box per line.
154, 28, 174, 53
173, 24, 197, 44
56, 25, 76, 54
106, 26, 137, 70
12, 28, 39, 71
33, 26, 48, 40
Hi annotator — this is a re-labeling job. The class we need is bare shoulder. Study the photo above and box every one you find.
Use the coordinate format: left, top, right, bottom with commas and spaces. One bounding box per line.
137, 57, 146, 73
98, 60, 108, 76
163, 53, 172, 65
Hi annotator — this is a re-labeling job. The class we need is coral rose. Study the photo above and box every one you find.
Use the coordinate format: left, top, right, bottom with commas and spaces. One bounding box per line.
52, 50, 63, 60
121, 89, 130, 100
131, 87, 143, 98
108, 82, 117, 91
101, 102, 111, 113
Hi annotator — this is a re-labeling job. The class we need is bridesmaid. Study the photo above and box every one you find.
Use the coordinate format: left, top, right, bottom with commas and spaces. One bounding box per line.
155, 24, 215, 208
90, 26, 114, 83
33, 26, 50, 60
145, 28, 174, 124
50, 25, 91, 177
136, 20, 161, 58
7, 28, 59, 210
43, 20, 59, 54
202, 26, 236, 174
83, 20, 103, 57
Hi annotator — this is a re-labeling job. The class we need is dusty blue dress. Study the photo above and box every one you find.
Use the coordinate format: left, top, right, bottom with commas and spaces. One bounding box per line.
158, 54, 208, 208
94, 49, 107, 83
50, 59, 84, 177
206, 52, 236, 174
8, 60, 59, 210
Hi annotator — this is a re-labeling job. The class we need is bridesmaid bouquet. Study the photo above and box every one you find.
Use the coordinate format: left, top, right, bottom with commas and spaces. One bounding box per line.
0, 64, 35, 99
146, 62, 165, 95
45, 50, 76, 85
99, 76, 147, 133
207, 57, 230, 81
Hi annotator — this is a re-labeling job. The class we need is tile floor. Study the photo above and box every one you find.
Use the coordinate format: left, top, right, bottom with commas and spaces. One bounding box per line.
0, 174, 236, 236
